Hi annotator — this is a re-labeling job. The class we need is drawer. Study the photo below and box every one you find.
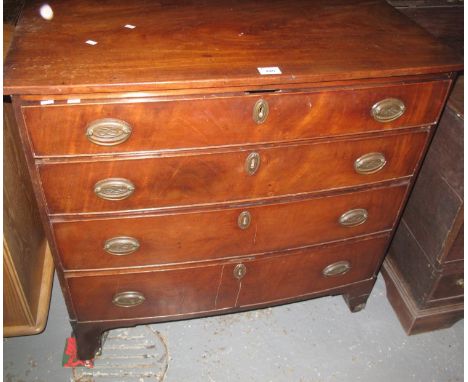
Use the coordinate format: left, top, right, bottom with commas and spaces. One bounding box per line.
67, 235, 389, 321
68, 263, 227, 321
24, 81, 448, 156
224, 234, 389, 307
430, 271, 464, 301
444, 227, 463, 264
40, 131, 426, 214
54, 185, 407, 270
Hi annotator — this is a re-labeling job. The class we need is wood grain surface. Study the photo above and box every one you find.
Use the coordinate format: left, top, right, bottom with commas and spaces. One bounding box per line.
4, 0, 462, 94
39, 132, 425, 214
67, 235, 388, 321
22, 80, 448, 156
54, 185, 407, 270
399, 104, 463, 266
3, 101, 46, 313
3, 93, 54, 336
3, 240, 33, 328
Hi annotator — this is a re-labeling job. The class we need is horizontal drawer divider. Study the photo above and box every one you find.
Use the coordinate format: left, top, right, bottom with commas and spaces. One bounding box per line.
63, 230, 391, 277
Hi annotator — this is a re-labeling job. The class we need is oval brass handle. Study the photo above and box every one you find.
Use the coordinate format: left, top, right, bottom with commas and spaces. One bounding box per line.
86, 118, 132, 146
112, 291, 145, 307
354, 152, 387, 175
339, 208, 368, 227
94, 178, 135, 201
322, 261, 351, 277
104, 236, 140, 256
245, 152, 261, 175
233, 263, 247, 280
371, 98, 406, 122
253, 99, 269, 124
455, 278, 464, 287
238, 211, 251, 230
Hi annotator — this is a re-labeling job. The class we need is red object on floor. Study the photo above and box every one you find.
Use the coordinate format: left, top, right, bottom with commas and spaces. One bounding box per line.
62, 337, 94, 368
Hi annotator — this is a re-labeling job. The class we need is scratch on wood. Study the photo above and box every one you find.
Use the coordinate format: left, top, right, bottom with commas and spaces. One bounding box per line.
179, 289, 186, 310
253, 223, 258, 245
214, 265, 225, 308
234, 280, 242, 307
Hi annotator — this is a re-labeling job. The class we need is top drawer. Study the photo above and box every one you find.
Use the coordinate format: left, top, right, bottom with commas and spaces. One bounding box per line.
22, 81, 449, 157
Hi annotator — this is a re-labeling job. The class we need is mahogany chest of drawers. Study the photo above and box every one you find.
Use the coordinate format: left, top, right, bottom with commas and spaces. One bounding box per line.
4, 0, 462, 360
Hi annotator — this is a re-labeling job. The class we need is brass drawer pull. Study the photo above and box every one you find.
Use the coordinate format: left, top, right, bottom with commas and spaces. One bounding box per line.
94, 178, 135, 201
112, 291, 145, 308
339, 208, 368, 227
233, 263, 247, 280
104, 236, 140, 256
455, 278, 464, 288
371, 98, 406, 122
354, 152, 387, 174
238, 211, 251, 230
322, 261, 351, 277
86, 118, 132, 146
245, 152, 261, 175
253, 99, 269, 124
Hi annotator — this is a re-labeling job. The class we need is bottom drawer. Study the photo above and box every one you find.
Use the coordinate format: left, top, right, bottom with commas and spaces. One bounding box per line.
227, 234, 388, 307
68, 235, 389, 321
430, 271, 464, 302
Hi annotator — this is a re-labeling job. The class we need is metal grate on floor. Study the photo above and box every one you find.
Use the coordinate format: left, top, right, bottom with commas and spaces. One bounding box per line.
72, 325, 169, 382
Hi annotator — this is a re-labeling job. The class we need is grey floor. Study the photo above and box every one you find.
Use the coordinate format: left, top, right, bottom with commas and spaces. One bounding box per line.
3, 273, 464, 382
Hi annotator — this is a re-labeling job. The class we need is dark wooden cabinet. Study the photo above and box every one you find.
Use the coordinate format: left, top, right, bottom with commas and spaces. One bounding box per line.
382, 76, 464, 334
3, 0, 462, 359
387, 0, 464, 54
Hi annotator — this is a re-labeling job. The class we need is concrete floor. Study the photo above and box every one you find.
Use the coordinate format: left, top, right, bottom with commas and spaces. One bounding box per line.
3, 274, 464, 382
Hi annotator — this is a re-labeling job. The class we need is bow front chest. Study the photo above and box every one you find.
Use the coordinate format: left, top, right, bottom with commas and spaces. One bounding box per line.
4, 0, 462, 359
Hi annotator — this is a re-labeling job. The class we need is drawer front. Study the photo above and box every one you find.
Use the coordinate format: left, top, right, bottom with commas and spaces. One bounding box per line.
54, 185, 407, 270
225, 235, 389, 307
41, 132, 425, 214
68, 263, 227, 321
67, 235, 388, 321
430, 271, 464, 301
24, 81, 448, 156
444, 227, 463, 263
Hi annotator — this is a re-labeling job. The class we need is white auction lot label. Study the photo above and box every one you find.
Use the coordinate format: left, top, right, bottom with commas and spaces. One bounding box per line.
257, 67, 282, 75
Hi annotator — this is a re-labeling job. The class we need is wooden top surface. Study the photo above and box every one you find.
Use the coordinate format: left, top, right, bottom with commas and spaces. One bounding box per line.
3, 0, 463, 95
